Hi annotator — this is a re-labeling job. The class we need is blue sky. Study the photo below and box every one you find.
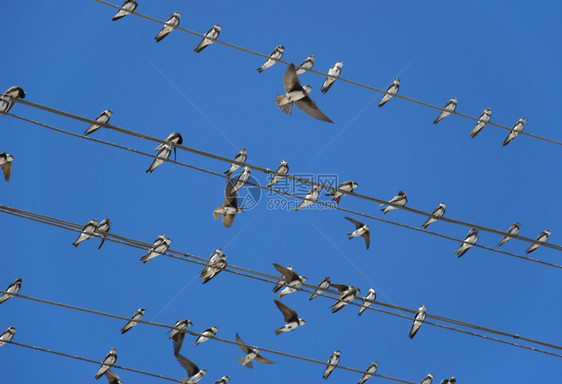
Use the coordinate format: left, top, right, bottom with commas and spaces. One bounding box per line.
1, 1, 561, 383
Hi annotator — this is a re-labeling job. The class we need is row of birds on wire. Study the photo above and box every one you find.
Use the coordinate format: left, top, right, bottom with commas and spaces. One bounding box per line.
103, 0, 531, 145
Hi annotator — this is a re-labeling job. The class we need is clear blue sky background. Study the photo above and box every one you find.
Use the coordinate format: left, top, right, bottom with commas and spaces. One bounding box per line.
1, 1, 561, 383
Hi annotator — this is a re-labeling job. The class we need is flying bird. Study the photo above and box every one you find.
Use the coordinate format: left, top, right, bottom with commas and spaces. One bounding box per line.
94, 348, 117, 380
156, 132, 183, 160
85, 110, 112, 136
421, 202, 446, 229
96, 218, 111, 249
231, 165, 251, 194
194, 326, 218, 346
273, 265, 293, 293
309, 276, 330, 300
296, 55, 315, 75
140, 234, 171, 263
345, 217, 370, 249
194, 24, 222, 53
274, 299, 306, 335
257, 45, 284, 73
295, 185, 321, 211
214, 376, 230, 384
358, 288, 376, 316
470, 108, 492, 138
112, 0, 137, 20
267, 160, 289, 188
121, 308, 145, 334
378, 78, 400, 107
275, 63, 333, 123
0, 278, 22, 304
224, 148, 247, 176
213, 179, 244, 228
380, 191, 407, 214
0, 152, 14, 181
323, 350, 341, 379
498, 222, 520, 246
433, 97, 457, 124
439, 377, 456, 384
409, 305, 427, 339
326, 181, 358, 204
155, 12, 181, 42
455, 227, 478, 257
170, 319, 193, 355
330, 284, 360, 313
104, 370, 124, 384
146, 143, 172, 173
526, 229, 551, 254
321, 61, 343, 93
503, 118, 527, 146
419, 373, 435, 384
176, 353, 206, 384
358, 361, 378, 384
0, 326, 16, 347
200, 249, 227, 284
273, 263, 307, 299
236, 333, 274, 368
73, 219, 98, 247
0, 86, 26, 114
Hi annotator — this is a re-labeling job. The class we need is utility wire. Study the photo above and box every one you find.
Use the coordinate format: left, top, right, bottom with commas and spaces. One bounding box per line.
8, 100, 561, 254
2, 205, 562, 357
6, 111, 562, 272
92, 0, 562, 146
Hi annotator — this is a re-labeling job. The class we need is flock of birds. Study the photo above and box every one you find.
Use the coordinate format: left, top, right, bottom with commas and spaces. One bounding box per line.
0, 1, 555, 383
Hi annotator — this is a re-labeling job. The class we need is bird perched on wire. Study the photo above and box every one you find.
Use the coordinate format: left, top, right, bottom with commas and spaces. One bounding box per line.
0, 152, 14, 181
194, 24, 221, 53
257, 45, 284, 73
321, 61, 343, 93
378, 78, 400, 107
433, 97, 457, 124
155, 12, 181, 42
380, 191, 407, 214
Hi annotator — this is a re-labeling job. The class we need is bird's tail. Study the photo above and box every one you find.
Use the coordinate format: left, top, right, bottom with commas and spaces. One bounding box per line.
257, 66, 265, 73
347, 233, 353, 239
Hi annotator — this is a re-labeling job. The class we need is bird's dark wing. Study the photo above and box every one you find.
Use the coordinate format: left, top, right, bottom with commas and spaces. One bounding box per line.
330, 283, 350, 292
363, 231, 370, 250
283, 64, 301, 93
273, 263, 299, 282
104, 370, 122, 384
172, 332, 185, 355
236, 332, 252, 354
345, 217, 364, 230
294, 96, 333, 123
224, 179, 237, 208
176, 353, 200, 377
274, 299, 298, 323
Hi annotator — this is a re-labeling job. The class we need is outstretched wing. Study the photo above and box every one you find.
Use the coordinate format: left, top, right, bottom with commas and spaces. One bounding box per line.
345, 217, 364, 230
274, 299, 298, 323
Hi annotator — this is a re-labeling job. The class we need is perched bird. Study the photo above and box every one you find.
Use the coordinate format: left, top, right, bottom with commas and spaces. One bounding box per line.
213, 179, 244, 228
358, 361, 378, 384
272, 263, 307, 299
121, 308, 145, 334
0, 86, 26, 114
0, 326, 16, 347
104, 370, 124, 384
409, 305, 427, 339
156, 132, 183, 160
321, 61, 343, 93
267, 160, 289, 188
176, 353, 206, 384
378, 78, 400, 107
224, 148, 247, 176
503, 118, 527, 146
94, 348, 118, 379
274, 299, 306, 335
380, 191, 407, 214
498, 222, 520, 246
419, 374, 435, 384
323, 350, 341, 379
257, 45, 284, 73
326, 181, 358, 204
194, 24, 221, 53
455, 227, 478, 257
96, 218, 111, 250
0, 97, 9, 114
73, 219, 98, 247
421, 202, 447, 229
112, 0, 137, 21
155, 12, 181, 42
140, 234, 171, 263
345, 217, 370, 250
231, 165, 251, 194
275, 63, 333, 123
470, 108, 492, 138
236, 333, 274, 368
273, 265, 293, 293
433, 97, 457, 124
200, 249, 227, 284
358, 288, 376, 316
0, 152, 14, 181
170, 319, 193, 355
526, 229, 551, 254
85, 110, 112, 136
439, 377, 456, 384
214, 377, 230, 384
194, 326, 218, 346
295, 185, 321, 211
146, 143, 172, 173
0, 278, 22, 304
296, 55, 315, 75
309, 276, 330, 301
330, 284, 360, 313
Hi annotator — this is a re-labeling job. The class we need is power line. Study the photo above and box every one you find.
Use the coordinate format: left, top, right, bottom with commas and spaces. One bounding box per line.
6, 111, 562, 272
91, 0, 562, 146
2, 204, 562, 357
8, 99, 561, 254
